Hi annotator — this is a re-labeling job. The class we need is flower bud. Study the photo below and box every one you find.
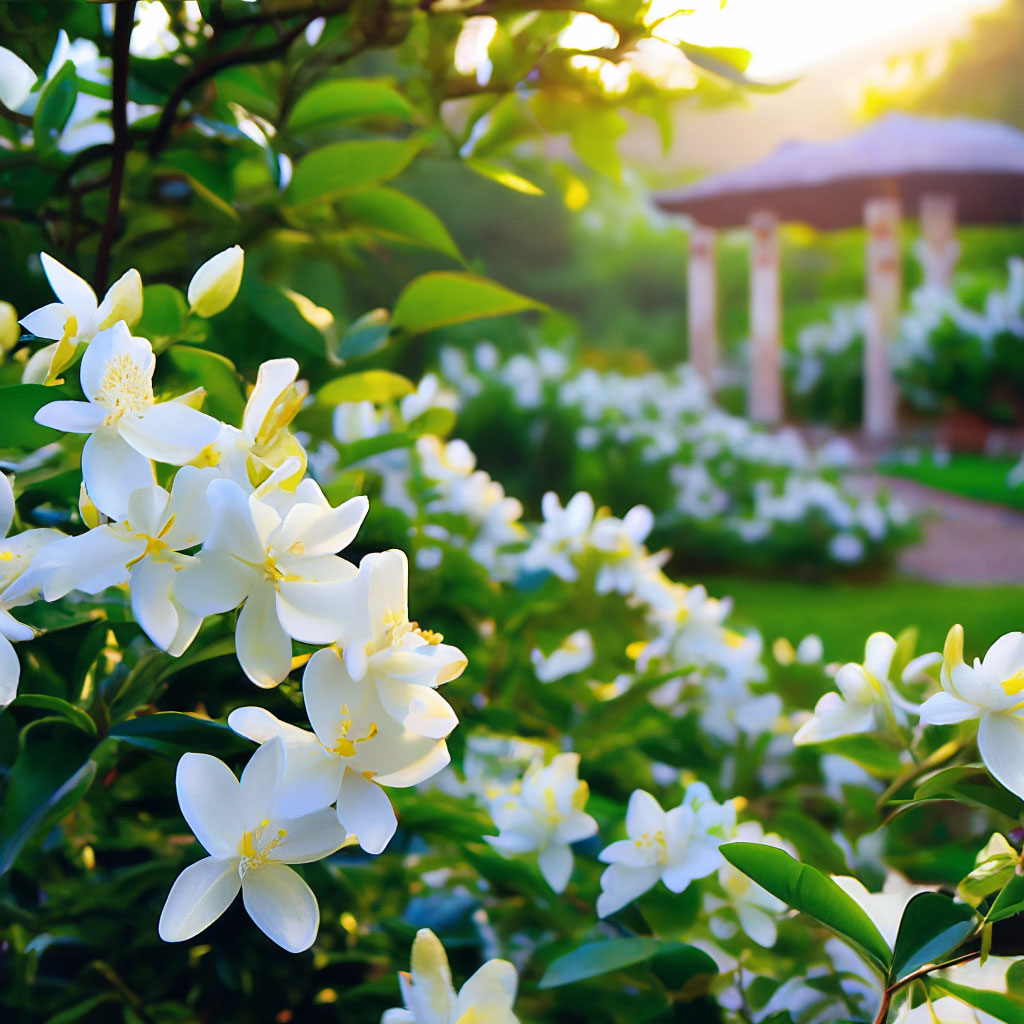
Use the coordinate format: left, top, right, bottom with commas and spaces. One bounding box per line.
0, 301, 18, 353
187, 246, 244, 318
97, 268, 143, 331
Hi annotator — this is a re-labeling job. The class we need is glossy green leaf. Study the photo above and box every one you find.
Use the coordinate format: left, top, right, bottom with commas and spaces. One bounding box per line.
330, 308, 391, 363
336, 432, 412, 467
391, 272, 544, 336
927, 980, 1024, 1023
12, 694, 97, 737
720, 843, 892, 972
340, 187, 461, 260
0, 384, 70, 450
165, 345, 245, 424
889, 892, 976, 983
109, 712, 252, 759
319, 369, 414, 405
538, 937, 663, 989
33, 60, 77, 154
649, 943, 718, 993
465, 158, 544, 195
284, 138, 423, 207
407, 407, 456, 438
135, 283, 187, 342
989, 873, 1024, 924
288, 79, 412, 132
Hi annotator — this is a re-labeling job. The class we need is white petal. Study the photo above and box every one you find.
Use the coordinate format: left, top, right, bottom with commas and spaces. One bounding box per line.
81, 429, 155, 521
0, 633, 20, 708
625, 789, 666, 838
0, 471, 13, 539
176, 752, 243, 857
242, 357, 298, 441
596, 863, 662, 918
41, 252, 97, 316
377, 679, 459, 740
236, 584, 292, 688
96, 267, 143, 330
173, 551, 258, 617
978, 713, 1024, 800
188, 246, 244, 318
374, 740, 450, 789
408, 929, 455, 1024
166, 599, 203, 658
241, 862, 318, 953
276, 495, 369, 560
863, 632, 897, 681
270, 807, 347, 863
366, 549, 408, 639
129, 558, 180, 652
34, 399, 105, 433
239, 735, 284, 830
158, 856, 240, 942
80, 321, 152, 398
454, 959, 518, 1019
537, 842, 573, 892
203, 479, 266, 564
275, 566, 358, 645
918, 692, 980, 726
303, 646, 349, 745
337, 769, 397, 855
0, 46, 37, 110
34, 527, 136, 601
20, 303, 69, 342
737, 904, 778, 948
120, 402, 220, 465
0, 608, 33, 643
162, 465, 214, 549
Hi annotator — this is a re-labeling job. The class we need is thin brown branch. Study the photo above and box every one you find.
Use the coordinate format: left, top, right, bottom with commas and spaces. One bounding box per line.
93, 0, 136, 293
0, 98, 32, 128
873, 950, 981, 1024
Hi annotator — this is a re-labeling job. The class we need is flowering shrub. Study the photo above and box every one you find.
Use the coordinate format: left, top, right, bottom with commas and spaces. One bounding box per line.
2, 249, 1024, 1023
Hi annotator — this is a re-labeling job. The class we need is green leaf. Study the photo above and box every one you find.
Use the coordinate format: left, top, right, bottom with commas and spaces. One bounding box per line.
162, 149, 239, 219
109, 712, 252, 759
391, 272, 544, 336
33, 60, 77, 154
164, 345, 246, 424
135, 283, 187, 342
0, 383, 70, 450
407, 407, 456, 438
318, 369, 414, 406
817, 735, 904, 776
284, 138, 423, 207
339, 187, 461, 260
11, 694, 97, 737
288, 79, 412, 133
465, 158, 544, 195
889, 892, 976, 983
720, 843, 892, 972
329, 308, 391, 363
0, 720, 96, 875
989, 873, 1024, 924
538, 937, 663, 989
915, 766, 1023, 820
927, 980, 1024, 1023
650, 943, 718, 993
336, 432, 412, 467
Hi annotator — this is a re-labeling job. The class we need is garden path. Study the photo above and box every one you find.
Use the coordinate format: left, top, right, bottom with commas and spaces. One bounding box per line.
869, 475, 1024, 584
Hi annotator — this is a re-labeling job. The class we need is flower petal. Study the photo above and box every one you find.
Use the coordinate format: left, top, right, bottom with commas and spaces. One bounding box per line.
537, 842, 573, 892
978, 712, 1024, 800
158, 856, 240, 943
119, 402, 220, 465
81, 428, 155, 521
203, 479, 265, 564
129, 558, 180, 652
625, 789, 666, 838
33, 527, 136, 601
20, 302, 69, 342
454, 959, 518, 1019
302, 646, 349, 745
377, 678, 459, 740
336, 768, 397, 855
596, 862, 662, 918
408, 928, 455, 1024
242, 357, 298, 441
240, 735, 284, 830
918, 692, 980, 726
173, 551, 258, 617
80, 321, 153, 398
276, 570, 358, 645
270, 807, 348, 864
34, 399, 105, 434
0, 472, 13, 539
176, 752, 243, 857
0, 633, 20, 708
241, 862, 318, 953
236, 584, 292, 688
41, 252, 97, 316
276, 494, 369, 560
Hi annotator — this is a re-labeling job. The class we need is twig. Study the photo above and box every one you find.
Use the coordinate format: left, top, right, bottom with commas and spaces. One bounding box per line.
0, 98, 32, 128
93, 0, 136, 293
872, 950, 980, 1024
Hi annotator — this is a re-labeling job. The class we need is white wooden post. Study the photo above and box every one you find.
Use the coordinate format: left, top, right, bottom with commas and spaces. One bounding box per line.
748, 210, 782, 425
864, 197, 902, 440
687, 224, 718, 392
917, 193, 959, 293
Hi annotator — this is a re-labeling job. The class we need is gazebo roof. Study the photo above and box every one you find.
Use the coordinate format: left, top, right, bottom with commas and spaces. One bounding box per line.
653, 114, 1024, 230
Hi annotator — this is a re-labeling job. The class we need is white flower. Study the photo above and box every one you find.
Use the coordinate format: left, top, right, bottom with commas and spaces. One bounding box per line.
34, 321, 220, 519
597, 783, 735, 918
25, 468, 212, 656
228, 614, 457, 854
20, 253, 142, 384
521, 491, 594, 582
919, 625, 1024, 799
487, 752, 597, 893
589, 504, 655, 595
795, 634, 824, 664
382, 928, 519, 1024
707, 822, 789, 948
174, 474, 368, 687
159, 738, 347, 952
0, 473, 63, 706
187, 245, 244, 318
338, 549, 466, 722
530, 629, 594, 683
794, 632, 918, 745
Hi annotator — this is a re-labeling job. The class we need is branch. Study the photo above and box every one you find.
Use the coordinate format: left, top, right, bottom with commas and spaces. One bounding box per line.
0, 98, 32, 128
93, 0, 136, 293
872, 951, 980, 1024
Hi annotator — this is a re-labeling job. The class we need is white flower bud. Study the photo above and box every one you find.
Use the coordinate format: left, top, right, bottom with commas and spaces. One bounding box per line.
187, 245, 244, 318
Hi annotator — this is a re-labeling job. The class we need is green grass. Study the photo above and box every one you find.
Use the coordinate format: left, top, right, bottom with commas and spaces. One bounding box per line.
703, 575, 1024, 663
881, 453, 1024, 511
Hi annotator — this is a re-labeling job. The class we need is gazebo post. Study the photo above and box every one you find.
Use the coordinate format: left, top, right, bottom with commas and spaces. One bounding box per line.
917, 193, 960, 292
863, 197, 902, 441
748, 210, 782, 425
687, 224, 718, 391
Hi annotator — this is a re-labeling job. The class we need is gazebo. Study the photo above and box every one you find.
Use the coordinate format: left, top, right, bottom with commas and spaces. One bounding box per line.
654, 114, 1024, 438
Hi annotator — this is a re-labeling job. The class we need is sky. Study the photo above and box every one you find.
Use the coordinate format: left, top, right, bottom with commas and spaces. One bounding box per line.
655, 0, 1006, 81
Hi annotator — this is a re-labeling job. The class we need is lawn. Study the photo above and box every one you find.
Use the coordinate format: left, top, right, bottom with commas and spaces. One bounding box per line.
704, 574, 1024, 663
881, 452, 1024, 510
